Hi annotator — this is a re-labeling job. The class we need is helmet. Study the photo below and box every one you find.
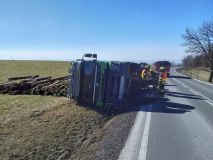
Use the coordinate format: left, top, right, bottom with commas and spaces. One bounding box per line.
145, 65, 151, 70
160, 66, 165, 71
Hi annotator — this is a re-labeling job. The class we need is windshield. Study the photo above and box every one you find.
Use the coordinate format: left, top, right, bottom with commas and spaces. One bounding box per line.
156, 61, 170, 67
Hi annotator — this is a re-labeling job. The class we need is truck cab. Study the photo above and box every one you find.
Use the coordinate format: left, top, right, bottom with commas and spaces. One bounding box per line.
153, 61, 171, 77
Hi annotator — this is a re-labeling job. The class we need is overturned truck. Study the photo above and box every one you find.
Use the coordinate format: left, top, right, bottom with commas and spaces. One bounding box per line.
67, 54, 158, 110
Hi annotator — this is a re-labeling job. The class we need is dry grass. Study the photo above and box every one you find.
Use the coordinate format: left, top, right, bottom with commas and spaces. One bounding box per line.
0, 97, 108, 160
0, 60, 109, 160
179, 68, 211, 82
0, 60, 70, 83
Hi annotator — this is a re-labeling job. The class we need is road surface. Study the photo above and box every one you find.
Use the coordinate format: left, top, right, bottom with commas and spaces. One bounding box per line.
119, 68, 213, 160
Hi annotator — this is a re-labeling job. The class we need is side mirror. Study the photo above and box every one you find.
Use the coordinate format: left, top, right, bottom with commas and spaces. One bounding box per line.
93, 54, 97, 59
84, 53, 93, 58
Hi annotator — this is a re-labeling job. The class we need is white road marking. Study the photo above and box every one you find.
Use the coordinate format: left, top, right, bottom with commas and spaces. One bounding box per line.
174, 79, 181, 84
181, 83, 189, 88
189, 89, 199, 95
174, 69, 213, 86
172, 73, 189, 88
189, 89, 213, 107
205, 100, 213, 107
173, 69, 189, 78
138, 106, 152, 160
193, 78, 213, 86
118, 105, 152, 160
173, 69, 213, 106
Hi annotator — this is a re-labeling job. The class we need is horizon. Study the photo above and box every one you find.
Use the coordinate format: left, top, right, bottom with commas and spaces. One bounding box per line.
0, 50, 180, 64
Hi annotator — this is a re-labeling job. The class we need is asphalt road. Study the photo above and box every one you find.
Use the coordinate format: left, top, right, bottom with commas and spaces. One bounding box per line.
119, 68, 213, 160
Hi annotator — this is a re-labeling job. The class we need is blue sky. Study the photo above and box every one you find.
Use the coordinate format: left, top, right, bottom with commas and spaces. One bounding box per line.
0, 0, 212, 62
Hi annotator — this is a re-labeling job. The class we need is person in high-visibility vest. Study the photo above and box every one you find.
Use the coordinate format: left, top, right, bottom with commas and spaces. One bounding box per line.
141, 65, 151, 80
159, 66, 168, 83
157, 66, 167, 94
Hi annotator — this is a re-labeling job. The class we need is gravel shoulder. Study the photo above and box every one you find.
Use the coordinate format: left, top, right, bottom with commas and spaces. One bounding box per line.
72, 93, 151, 160
72, 109, 138, 160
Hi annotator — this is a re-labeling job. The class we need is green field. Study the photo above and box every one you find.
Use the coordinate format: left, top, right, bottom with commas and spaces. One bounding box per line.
0, 60, 108, 160
0, 60, 70, 83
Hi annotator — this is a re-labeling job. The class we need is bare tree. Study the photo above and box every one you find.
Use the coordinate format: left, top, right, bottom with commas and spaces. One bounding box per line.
182, 55, 193, 67
182, 21, 213, 82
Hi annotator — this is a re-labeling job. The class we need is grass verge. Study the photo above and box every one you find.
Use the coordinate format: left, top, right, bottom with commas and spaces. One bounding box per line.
178, 67, 211, 83
0, 96, 109, 160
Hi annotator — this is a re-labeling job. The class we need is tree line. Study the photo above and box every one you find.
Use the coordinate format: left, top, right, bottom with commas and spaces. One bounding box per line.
182, 54, 210, 69
182, 21, 213, 82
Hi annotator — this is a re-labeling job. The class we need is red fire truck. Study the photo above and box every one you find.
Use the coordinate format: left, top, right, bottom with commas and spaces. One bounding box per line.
153, 61, 171, 77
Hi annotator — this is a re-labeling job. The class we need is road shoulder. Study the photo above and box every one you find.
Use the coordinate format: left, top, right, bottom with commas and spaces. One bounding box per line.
72, 108, 138, 160
174, 68, 213, 86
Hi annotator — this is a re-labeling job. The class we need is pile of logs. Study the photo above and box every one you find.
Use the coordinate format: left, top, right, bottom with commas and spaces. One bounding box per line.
0, 75, 68, 96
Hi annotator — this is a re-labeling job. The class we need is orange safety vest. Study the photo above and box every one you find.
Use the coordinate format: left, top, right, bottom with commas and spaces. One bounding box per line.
141, 69, 149, 79
160, 71, 167, 81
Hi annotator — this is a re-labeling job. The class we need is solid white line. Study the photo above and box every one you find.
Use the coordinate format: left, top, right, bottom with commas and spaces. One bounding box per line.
173, 69, 189, 77
118, 104, 152, 160
189, 89, 213, 106
191, 89, 213, 103
193, 78, 213, 86
138, 106, 152, 160
118, 106, 148, 160
174, 69, 213, 86
174, 68, 213, 106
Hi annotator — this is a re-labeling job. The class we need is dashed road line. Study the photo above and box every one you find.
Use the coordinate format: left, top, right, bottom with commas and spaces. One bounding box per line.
189, 89, 199, 95
173, 68, 213, 106
172, 78, 189, 88
181, 83, 189, 88
189, 89, 213, 107
174, 79, 181, 84
205, 100, 213, 107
